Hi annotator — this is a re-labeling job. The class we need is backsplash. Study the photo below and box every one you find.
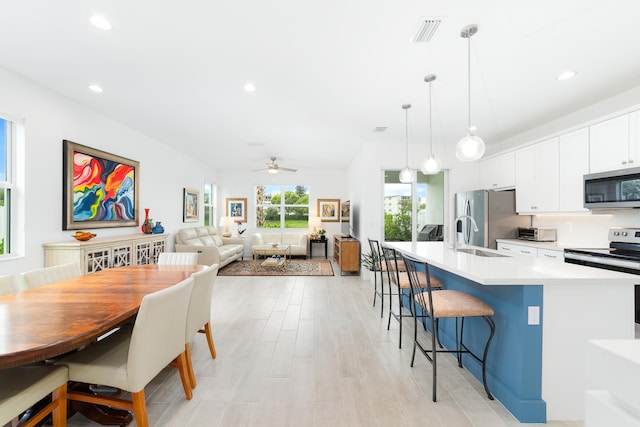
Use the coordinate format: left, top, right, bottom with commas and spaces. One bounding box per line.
532, 210, 640, 247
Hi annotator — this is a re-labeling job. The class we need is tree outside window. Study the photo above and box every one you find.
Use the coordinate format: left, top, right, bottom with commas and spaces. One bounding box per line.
255, 184, 309, 229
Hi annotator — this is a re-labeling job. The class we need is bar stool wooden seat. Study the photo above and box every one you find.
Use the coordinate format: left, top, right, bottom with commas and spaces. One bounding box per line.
402, 253, 496, 401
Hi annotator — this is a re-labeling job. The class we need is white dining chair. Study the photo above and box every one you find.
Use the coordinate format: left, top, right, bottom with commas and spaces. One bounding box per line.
56, 276, 195, 427
0, 365, 68, 427
20, 263, 82, 289
157, 252, 199, 265
0, 274, 21, 295
181, 263, 219, 388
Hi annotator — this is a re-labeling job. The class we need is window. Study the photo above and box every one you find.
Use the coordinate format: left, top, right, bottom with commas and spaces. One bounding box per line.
0, 117, 14, 256
255, 185, 309, 229
383, 170, 444, 242
203, 181, 216, 227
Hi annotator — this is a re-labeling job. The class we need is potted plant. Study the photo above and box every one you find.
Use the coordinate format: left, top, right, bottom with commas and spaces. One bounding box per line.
317, 228, 326, 240
361, 251, 376, 281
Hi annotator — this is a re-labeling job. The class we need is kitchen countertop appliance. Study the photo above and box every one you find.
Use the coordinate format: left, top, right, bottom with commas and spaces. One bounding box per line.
517, 227, 557, 242
455, 189, 531, 249
564, 227, 640, 322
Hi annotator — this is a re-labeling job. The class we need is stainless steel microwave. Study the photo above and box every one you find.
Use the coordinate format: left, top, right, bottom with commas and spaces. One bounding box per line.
584, 166, 640, 209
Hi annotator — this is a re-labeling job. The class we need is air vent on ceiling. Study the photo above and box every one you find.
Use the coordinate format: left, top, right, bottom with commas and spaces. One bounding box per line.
374, 126, 388, 133
411, 17, 443, 43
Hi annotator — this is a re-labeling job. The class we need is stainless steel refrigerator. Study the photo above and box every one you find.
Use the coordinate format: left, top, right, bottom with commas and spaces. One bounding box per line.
454, 189, 530, 249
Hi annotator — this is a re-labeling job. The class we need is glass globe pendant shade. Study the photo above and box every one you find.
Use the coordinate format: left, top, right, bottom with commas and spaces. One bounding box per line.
421, 153, 441, 174
455, 131, 485, 161
399, 167, 414, 183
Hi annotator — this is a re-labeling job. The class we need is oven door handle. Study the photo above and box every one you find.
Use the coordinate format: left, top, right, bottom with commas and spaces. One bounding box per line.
565, 251, 640, 270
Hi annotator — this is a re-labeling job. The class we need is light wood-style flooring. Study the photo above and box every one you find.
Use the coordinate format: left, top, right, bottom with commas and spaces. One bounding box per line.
67, 266, 584, 426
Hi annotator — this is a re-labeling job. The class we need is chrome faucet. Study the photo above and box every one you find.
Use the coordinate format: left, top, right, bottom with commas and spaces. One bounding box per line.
453, 215, 479, 251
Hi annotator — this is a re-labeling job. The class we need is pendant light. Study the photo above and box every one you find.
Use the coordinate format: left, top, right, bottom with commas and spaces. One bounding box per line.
421, 74, 442, 174
399, 104, 414, 183
455, 24, 485, 162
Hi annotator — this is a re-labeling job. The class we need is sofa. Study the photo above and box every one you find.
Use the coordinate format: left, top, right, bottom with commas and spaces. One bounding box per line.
251, 232, 308, 258
175, 226, 244, 268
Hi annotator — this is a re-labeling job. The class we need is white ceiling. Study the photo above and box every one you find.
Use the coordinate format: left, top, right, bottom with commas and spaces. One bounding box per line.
1, 0, 640, 172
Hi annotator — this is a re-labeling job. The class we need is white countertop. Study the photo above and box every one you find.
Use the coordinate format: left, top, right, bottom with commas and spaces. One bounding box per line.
387, 241, 639, 286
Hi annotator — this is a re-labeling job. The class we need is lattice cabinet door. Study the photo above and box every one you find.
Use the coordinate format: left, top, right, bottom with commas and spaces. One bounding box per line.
151, 239, 165, 264
85, 248, 112, 274
135, 241, 153, 265
112, 243, 134, 268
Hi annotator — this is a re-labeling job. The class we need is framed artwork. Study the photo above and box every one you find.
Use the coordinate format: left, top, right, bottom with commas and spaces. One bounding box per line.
63, 140, 140, 230
226, 198, 247, 222
183, 188, 200, 222
318, 199, 340, 222
341, 200, 350, 222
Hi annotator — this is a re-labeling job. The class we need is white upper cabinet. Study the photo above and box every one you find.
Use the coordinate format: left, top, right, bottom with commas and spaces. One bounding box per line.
559, 128, 589, 212
515, 138, 560, 213
589, 114, 632, 173
480, 152, 516, 190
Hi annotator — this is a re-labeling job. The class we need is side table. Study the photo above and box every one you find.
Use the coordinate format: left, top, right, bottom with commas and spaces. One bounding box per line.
309, 238, 328, 259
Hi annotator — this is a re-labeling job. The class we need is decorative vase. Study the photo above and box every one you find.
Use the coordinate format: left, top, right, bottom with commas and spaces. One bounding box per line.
142, 208, 154, 234
152, 221, 164, 234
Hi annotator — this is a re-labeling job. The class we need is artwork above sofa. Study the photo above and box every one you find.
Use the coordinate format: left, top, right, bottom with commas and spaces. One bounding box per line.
251, 232, 308, 258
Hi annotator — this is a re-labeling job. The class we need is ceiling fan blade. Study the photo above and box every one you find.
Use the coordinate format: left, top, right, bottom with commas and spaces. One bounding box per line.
277, 166, 297, 172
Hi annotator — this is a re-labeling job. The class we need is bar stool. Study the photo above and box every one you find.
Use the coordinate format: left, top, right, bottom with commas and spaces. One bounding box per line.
402, 253, 496, 401
368, 238, 405, 318
381, 244, 442, 348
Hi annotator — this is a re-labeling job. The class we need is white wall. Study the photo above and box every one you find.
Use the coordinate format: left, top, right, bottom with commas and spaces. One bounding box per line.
0, 66, 217, 275
217, 167, 348, 257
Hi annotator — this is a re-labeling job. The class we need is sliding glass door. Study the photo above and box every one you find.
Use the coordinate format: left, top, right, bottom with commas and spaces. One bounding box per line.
383, 170, 444, 242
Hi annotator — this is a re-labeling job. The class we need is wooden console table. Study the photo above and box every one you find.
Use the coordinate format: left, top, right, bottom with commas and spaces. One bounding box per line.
333, 235, 360, 275
43, 233, 167, 274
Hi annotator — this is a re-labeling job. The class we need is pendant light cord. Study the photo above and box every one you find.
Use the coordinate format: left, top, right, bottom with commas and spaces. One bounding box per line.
405, 107, 409, 167
467, 34, 471, 131
429, 81, 433, 155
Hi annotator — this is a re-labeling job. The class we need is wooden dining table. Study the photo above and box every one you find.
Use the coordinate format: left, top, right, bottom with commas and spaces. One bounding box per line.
0, 264, 205, 369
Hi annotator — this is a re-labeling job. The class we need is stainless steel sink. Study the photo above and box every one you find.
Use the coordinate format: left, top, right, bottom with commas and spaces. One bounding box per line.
455, 248, 509, 258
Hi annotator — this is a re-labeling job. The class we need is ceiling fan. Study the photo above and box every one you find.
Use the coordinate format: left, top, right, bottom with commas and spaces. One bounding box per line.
253, 157, 297, 174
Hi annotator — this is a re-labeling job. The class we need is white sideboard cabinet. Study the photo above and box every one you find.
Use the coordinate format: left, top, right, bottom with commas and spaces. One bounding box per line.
43, 233, 167, 274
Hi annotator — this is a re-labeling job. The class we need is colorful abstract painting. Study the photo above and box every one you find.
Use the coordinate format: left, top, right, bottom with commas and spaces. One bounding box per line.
63, 140, 140, 230
73, 152, 135, 221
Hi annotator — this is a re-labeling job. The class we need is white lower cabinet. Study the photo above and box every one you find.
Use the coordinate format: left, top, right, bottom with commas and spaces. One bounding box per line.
538, 248, 564, 261
497, 242, 564, 261
498, 242, 537, 257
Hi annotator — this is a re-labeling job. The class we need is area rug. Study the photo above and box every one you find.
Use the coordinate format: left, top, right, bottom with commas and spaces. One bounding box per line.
218, 259, 334, 276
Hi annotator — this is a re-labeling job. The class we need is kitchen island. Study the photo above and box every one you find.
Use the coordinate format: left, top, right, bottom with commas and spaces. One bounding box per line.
387, 241, 638, 423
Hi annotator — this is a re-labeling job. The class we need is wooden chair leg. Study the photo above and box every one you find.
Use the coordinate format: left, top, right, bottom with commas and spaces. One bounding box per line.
131, 390, 149, 427
176, 352, 193, 400
185, 343, 197, 389
199, 322, 217, 359
51, 382, 67, 427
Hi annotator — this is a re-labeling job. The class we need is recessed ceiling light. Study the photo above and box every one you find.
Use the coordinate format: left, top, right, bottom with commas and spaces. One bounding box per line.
90, 15, 112, 30
557, 70, 577, 81
244, 83, 256, 92
89, 85, 103, 93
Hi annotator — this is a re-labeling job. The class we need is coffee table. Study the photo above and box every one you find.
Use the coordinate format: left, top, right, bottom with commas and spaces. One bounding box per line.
253, 244, 291, 271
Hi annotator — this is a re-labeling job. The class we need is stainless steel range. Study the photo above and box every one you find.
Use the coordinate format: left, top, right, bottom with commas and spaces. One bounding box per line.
564, 227, 640, 322
564, 228, 640, 274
